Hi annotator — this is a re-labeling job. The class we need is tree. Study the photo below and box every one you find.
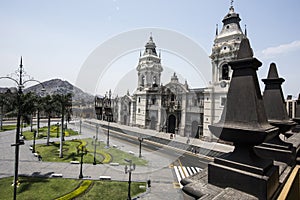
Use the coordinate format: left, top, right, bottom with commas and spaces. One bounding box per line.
42, 95, 52, 146
0, 89, 17, 130
52, 93, 72, 158
35, 95, 43, 135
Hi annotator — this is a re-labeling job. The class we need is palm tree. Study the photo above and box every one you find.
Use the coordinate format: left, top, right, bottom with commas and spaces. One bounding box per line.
21, 92, 38, 132
52, 93, 72, 158
0, 93, 7, 130
42, 95, 56, 146
0, 89, 17, 130
35, 95, 43, 136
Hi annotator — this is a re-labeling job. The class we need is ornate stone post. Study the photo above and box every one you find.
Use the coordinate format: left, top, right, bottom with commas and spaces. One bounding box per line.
208, 39, 279, 200
255, 63, 297, 165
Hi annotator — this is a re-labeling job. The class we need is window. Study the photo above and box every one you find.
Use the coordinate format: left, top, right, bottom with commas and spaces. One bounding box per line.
138, 97, 141, 103
171, 94, 175, 101
221, 97, 227, 106
141, 76, 145, 86
221, 64, 230, 80
138, 108, 140, 113
152, 96, 156, 105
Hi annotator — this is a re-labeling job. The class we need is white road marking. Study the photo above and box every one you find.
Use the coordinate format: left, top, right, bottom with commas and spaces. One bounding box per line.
173, 165, 203, 189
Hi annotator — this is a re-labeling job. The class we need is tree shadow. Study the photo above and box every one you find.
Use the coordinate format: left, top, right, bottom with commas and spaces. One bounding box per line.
63, 152, 78, 161
17, 175, 50, 194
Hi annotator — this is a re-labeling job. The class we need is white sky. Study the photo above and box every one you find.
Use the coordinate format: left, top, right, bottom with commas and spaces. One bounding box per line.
0, 0, 299, 98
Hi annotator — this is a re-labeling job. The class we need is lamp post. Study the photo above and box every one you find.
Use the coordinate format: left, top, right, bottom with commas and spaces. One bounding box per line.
93, 124, 99, 165
78, 146, 88, 179
79, 118, 82, 135
138, 137, 143, 158
32, 130, 37, 153
56, 122, 59, 138
124, 159, 136, 200
0, 57, 45, 200
106, 119, 110, 148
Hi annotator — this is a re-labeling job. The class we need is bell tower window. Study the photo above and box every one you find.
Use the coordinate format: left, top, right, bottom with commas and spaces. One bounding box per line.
141, 76, 145, 86
221, 64, 230, 80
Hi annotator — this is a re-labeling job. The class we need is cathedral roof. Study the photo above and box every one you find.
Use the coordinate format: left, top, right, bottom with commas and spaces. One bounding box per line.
222, 6, 241, 26
215, 5, 245, 40
143, 36, 158, 56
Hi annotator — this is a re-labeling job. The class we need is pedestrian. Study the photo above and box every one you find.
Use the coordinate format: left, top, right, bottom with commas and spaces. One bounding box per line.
186, 138, 190, 144
38, 154, 42, 161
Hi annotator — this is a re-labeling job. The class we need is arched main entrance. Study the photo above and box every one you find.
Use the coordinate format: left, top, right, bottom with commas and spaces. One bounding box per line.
123, 115, 127, 125
168, 114, 176, 133
191, 121, 198, 138
150, 116, 156, 130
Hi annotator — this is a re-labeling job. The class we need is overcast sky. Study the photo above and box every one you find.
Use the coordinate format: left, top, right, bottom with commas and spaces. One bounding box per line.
0, 0, 299, 98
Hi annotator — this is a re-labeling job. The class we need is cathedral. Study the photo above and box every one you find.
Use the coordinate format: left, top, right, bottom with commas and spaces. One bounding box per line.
95, 5, 248, 140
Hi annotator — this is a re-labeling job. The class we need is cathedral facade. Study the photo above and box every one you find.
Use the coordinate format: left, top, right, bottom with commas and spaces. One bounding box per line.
95, 5, 248, 140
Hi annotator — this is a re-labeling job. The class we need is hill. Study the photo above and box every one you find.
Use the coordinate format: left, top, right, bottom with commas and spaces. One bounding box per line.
24, 79, 94, 104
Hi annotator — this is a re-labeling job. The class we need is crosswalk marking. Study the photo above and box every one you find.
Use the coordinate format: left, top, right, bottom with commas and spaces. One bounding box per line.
173, 165, 182, 184
190, 166, 196, 174
173, 166, 203, 188
186, 167, 193, 175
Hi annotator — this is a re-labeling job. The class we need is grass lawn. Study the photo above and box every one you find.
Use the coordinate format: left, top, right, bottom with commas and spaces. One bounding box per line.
79, 181, 146, 200
0, 124, 17, 132
0, 177, 146, 200
0, 176, 79, 200
22, 125, 78, 140
35, 138, 148, 166
0, 124, 31, 132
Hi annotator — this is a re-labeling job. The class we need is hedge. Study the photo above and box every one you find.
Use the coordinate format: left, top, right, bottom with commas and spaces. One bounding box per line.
55, 180, 92, 200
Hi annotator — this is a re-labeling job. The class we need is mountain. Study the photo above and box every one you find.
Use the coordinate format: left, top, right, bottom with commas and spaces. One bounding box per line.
24, 79, 94, 104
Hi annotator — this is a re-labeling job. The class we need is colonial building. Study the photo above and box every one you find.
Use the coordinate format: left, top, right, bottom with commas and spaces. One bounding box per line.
95, 5, 255, 139
286, 94, 300, 119
95, 35, 205, 137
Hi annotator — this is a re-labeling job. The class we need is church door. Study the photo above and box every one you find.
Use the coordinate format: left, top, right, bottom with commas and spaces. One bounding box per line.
123, 115, 127, 125
191, 121, 198, 138
168, 114, 176, 133
150, 116, 156, 130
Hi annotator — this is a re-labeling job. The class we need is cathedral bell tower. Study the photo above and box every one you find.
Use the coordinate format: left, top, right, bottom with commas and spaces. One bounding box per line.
131, 36, 163, 128
211, 5, 247, 88
136, 36, 163, 89
203, 4, 248, 139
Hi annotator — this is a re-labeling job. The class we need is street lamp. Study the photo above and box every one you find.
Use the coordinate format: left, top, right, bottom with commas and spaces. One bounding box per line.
0, 57, 45, 200
56, 122, 59, 138
106, 119, 110, 148
78, 146, 88, 179
79, 118, 82, 135
138, 137, 143, 158
93, 124, 99, 165
124, 159, 136, 200
32, 130, 37, 153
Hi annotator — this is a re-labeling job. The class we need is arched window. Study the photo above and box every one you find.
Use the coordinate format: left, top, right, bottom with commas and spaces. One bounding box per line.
152, 76, 158, 87
221, 64, 229, 80
141, 75, 145, 86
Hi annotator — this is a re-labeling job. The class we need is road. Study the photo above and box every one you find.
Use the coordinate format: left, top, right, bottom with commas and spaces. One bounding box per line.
71, 121, 210, 189
73, 121, 209, 169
